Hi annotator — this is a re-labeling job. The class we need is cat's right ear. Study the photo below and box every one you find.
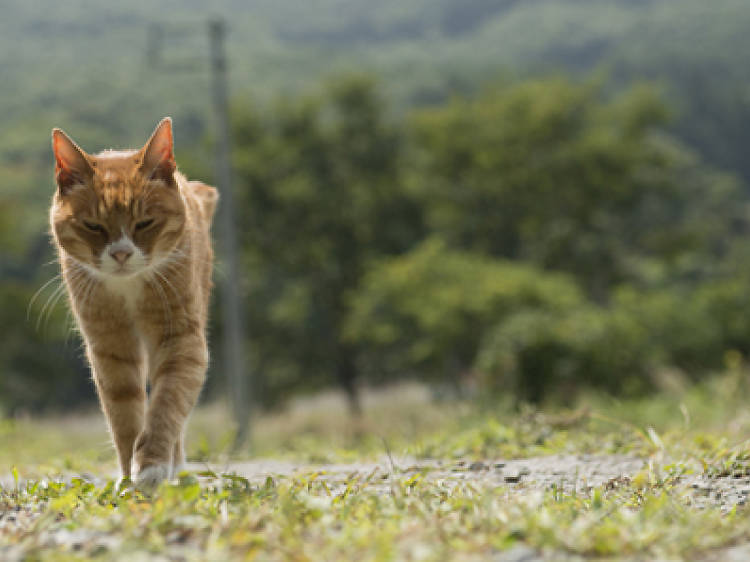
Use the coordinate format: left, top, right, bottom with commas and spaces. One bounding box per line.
52, 128, 94, 195
140, 117, 176, 184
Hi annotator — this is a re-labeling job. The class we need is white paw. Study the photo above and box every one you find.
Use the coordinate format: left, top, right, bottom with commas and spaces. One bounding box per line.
115, 475, 133, 493
135, 464, 171, 491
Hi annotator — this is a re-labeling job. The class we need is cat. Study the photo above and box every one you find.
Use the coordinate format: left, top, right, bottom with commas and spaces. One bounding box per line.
49, 117, 217, 489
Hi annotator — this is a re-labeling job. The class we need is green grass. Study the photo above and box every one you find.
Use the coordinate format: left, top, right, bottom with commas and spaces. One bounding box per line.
4, 466, 750, 560
4, 375, 750, 559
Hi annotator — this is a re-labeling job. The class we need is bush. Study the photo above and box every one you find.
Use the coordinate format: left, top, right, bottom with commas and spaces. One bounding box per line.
475, 285, 732, 404
345, 238, 583, 386
0, 282, 91, 415
476, 307, 619, 403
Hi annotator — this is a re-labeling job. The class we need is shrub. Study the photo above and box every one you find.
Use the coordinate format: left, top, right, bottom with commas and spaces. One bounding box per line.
345, 238, 583, 386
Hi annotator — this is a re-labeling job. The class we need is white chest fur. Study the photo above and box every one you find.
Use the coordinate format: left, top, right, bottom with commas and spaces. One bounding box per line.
102, 275, 145, 315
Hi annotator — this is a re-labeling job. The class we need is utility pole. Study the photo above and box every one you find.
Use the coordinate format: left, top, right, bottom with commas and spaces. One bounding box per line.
208, 19, 250, 449
146, 19, 251, 449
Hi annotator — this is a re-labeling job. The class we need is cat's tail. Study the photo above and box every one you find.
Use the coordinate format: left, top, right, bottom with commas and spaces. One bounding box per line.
188, 181, 219, 222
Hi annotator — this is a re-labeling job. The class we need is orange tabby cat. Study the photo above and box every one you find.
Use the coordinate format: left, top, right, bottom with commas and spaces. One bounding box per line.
49, 118, 217, 488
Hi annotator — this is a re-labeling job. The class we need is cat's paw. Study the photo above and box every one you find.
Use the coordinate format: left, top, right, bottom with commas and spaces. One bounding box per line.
135, 464, 171, 491
115, 475, 134, 493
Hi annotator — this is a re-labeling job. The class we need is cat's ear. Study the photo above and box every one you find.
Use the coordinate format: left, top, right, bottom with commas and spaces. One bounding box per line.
51, 128, 94, 195
140, 117, 176, 184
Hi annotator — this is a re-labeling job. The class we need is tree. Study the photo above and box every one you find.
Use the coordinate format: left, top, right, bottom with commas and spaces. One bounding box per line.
410, 78, 745, 300
232, 76, 423, 413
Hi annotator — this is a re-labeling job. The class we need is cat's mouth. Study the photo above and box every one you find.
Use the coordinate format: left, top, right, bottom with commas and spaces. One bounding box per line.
105, 263, 144, 278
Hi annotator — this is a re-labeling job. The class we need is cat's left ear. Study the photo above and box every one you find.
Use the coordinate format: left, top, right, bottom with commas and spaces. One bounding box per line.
52, 128, 94, 195
140, 117, 176, 184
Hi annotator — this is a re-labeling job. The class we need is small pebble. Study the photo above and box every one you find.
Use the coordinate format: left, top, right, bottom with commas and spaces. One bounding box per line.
504, 470, 524, 483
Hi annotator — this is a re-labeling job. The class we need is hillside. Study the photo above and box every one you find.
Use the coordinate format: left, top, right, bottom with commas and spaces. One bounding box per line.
2, 0, 749, 216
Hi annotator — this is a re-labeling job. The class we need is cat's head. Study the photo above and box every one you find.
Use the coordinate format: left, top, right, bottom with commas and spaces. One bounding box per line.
50, 118, 186, 278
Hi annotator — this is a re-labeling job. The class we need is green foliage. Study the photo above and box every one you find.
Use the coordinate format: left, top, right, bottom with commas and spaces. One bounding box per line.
0, 280, 90, 415
232, 76, 423, 407
346, 238, 581, 383
410, 78, 744, 296
4, 71, 748, 411
476, 286, 727, 403
477, 307, 626, 403
695, 279, 750, 359
338, 76, 746, 403
6, 378, 750, 559
346, 242, 727, 403
3, 0, 750, 231
3, 466, 745, 561
4, 0, 750, 411
194, 73, 750, 407
475, 281, 750, 403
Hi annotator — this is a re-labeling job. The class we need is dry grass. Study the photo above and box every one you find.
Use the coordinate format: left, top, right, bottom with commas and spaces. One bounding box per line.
0, 382, 466, 476
6, 376, 750, 559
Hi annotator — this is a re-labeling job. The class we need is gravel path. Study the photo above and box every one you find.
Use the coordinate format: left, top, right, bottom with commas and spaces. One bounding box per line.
5, 454, 750, 561
5, 452, 750, 510
215, 455, 750, 561
208, 453, 646, 494
198, 453, 750, 513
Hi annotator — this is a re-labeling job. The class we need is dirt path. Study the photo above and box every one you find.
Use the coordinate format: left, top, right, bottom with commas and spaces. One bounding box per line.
207, 453, 646, 493
205, 453, 749, 511
5, 454, 750, 561
211, 455, 750, 561
4, 452, 749, 510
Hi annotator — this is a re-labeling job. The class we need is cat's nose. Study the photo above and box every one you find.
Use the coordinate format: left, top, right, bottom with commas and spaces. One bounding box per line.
110, 249, 133, 265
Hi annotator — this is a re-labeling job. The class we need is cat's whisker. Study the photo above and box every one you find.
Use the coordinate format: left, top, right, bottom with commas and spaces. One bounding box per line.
36, 282, 67, 332
42, 284, 70, 332
157, 259, 199, 289
64, 310, 78, 345
159, 251, 213, 270
152, 267, 183, 306
78, 275, 100, 320
27, 274, 62, 321
157, 253, 196, 275
60, 266, 90, 316
70, 270, 96, 321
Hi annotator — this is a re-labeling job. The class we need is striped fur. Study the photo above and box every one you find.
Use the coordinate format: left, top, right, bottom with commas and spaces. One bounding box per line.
49, 118, 217, 487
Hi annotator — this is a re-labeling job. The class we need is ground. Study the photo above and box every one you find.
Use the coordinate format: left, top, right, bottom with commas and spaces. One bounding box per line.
4, 376, 750, 560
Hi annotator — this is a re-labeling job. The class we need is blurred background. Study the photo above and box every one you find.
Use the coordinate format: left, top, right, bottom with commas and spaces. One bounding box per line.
3, 0, 750, 443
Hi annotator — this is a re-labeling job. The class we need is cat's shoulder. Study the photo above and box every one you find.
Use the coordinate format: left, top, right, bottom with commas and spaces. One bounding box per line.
177, 172, 218, 221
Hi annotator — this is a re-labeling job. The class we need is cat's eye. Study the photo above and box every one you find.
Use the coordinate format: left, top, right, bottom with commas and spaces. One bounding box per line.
135, 219, 155, 231
83, 221, 105, 234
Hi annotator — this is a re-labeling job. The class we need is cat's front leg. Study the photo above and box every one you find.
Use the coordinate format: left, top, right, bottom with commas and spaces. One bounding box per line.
134, 333, 207, 489
88, 340, 147, 481
172, 431, 186, 477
